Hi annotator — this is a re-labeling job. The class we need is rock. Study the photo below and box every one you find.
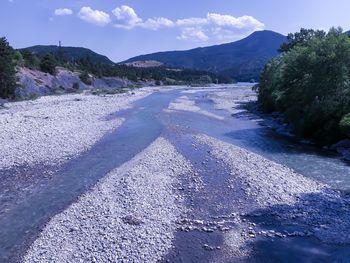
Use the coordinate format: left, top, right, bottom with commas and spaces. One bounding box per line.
202, 244, 215, 251
122, 216, 143, 226
202, 227, 215, 233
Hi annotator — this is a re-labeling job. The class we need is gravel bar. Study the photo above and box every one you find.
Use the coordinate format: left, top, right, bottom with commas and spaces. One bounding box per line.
207, 85, 256, 115
195, 134, 350, 244
0, 90, 152, 169
23, 137, 192, 262
167, 95, 224, 120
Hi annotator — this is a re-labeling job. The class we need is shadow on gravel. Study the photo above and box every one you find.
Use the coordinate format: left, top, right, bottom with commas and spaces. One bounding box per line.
162, 129, 253, 263
244, 190, 350, 262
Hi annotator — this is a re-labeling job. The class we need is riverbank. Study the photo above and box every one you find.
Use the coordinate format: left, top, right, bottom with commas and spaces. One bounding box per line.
206, 85, 350, 160
0, 88, 154, 169
0, 87, 156, 235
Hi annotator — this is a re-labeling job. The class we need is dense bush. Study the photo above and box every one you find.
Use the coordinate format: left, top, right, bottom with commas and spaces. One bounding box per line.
79, 71, 92, 85
21, 49, 40, 69
39, 53, 57, 75
259, 27, 350, 144
339, 113, 350, 137
0, 37, 16, 98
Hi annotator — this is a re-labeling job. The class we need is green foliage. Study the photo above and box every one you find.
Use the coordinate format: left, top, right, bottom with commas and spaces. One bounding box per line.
21, 49, 40, 69
339, 113, 350, 136
0, 37, 16, 98
259, 27, 350, 144
40, 53, 57, 75
279, 28, 326, 52
13, 51, 23, 66
79, 71, 92, 85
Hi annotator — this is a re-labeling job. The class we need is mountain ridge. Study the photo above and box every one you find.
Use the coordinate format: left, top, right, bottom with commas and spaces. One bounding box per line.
19, 45, 115, 65
123, 30, 287, 81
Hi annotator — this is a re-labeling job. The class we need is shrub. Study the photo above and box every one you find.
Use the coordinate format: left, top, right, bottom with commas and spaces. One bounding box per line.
21, 50, 40, 69
79, 71, 92, 85
40, 53, 57, 75
339, 114, 350, 137
13, 51, 23, 66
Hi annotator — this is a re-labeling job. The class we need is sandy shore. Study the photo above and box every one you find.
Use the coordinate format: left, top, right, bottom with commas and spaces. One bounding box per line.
0, 89, 152, 169
23, 137, 192, 262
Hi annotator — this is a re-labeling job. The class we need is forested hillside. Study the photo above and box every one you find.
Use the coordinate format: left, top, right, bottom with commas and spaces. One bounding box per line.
21, 45, 114, 65
259, 28, 350, 144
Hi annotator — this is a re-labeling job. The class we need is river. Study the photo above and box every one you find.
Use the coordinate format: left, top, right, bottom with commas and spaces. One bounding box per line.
1, 84, 349, 262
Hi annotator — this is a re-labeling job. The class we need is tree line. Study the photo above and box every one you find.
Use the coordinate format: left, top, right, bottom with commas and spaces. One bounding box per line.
258, 27, 350, 145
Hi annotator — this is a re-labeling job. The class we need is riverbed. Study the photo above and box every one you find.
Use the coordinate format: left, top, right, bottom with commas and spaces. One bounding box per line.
1, 84, 350, 262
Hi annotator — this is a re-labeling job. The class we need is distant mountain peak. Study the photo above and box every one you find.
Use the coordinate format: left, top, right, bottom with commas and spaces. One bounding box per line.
123, 30, 286, 81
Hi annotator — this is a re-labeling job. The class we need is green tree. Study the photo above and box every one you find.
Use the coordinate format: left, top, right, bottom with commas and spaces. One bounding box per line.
21, 49, 40, 69
40, 53, 57, 75
13, 51, 23, 66
0, 37, 16, 98
279, 28, 326, 53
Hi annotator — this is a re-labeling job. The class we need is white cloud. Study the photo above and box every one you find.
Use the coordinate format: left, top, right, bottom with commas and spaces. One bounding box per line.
78, 6, 111, 26
140, 17, 174, 30
176, 13, 264, 42
54, 8, 73, 16
207, 13, 264, 30
112, 5, 174, 30
112, 5, 142, 29
176, 17, 208, 27
177, 27, 209, 42
71, 4, 264, 43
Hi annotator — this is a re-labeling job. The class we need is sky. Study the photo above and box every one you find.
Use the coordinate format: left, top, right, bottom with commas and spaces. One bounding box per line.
1, 0, 350, 62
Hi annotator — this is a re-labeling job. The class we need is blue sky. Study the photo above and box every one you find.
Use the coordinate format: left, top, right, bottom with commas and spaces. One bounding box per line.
1, 0, 350, 62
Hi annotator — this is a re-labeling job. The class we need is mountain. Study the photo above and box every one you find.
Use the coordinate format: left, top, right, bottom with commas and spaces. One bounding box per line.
123, 30, 286, 81
20, 45, 114, 65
